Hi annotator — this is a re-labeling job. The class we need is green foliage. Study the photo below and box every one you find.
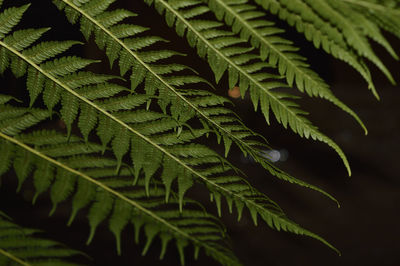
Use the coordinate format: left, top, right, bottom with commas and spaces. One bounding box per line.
144, 0, 356, 175
52, 0, 337, 199
253, 0, 399, 98
0, 212, 85, 265
0, 128, 240, 265
0, 0, 398, 265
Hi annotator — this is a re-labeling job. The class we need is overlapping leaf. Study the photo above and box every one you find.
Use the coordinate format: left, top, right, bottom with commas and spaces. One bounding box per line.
0, 4, 337, 255
0, 129, 240, 266
203, 0, 367, 134
253, 0, 399, 98
338, 0, 400, 43
0, 213, 85, 266
143, 0, 351, 175
0, 92, 238, 265
53, 0, 339, 202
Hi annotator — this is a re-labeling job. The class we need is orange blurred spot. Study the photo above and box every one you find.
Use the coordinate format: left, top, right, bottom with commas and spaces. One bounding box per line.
228, 86, 241, 98
58, 119, 66, 129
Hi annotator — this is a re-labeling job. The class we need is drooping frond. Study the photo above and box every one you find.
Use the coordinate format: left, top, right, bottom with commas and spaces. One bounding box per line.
0, 104, 50, 137
303, 0, 395, 80
202, 0, 367, 134
52, 0, 270, 164
253, 0, 399, 98
142, 0, 352, 175
1, 126, 340, 258
1, 0, 398, 264
328, 1, 398, 60
0, 130, 240, 266
0, 92, 240, 265
339, 0, 400, 42
52, 0, 340, 202
0, 212, 86, 266
0, 4, 337, 252
0, 91, 339, 256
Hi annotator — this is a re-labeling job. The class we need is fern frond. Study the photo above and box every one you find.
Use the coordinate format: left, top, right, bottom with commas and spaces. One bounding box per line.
0, 3, 338, 253
0, 105, 50, 136
0, 35, 259, 228
0, 212, 86, 266
302, 0, 395, 82
340, 0, 400, 41
53, 0, 269, 162
253, 0, 398, 97
1, 128, 340, 257
329, 1, 398, 60
0, 94, 19, 104
53, 0, 340, 201
142, 0, 351, 175
0, 94, 338, 255
0, 129, 241, 266
202, 0, 367, 134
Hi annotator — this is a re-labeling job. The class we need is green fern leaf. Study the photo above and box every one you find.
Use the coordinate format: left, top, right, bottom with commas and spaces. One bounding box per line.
0, 94, 18, 104
0, 105, 50, 136
0, 2, 339, 254
253, 0, 398, 98
0, 4, 30, 39
144, 0, 351, 175
330, 1, 398, 60
203, 0, 367, 134
54, 0, 341, 201
0, 212, 86, 266
302, 0, 394, 83
339, 0, 400, 49
0, 95, 338, 257
0, 130, 241, 266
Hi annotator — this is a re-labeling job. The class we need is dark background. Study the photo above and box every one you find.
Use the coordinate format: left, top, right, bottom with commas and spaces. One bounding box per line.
1, 1, 399, 266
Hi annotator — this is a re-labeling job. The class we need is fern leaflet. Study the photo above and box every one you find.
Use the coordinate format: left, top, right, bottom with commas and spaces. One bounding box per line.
53, 0, 340, 203
0, 212, 86, 266
144, 0, 352, 175
0, 4, 339, 253
339, 0, 400, 43
0, 9, 341, 256
0, 99, 240, 265
253, 0, 399, 98
203, 0, 367, 134
0, 131, 241, 266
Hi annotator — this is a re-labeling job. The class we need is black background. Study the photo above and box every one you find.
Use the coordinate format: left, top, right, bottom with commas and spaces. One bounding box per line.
1, 1, 399, 266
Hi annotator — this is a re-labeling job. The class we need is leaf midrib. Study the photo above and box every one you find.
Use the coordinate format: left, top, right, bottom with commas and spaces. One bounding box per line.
210, 0, 327, 93
58, 0, 316, 210
155, 0, 350, 174
0, 39, 240, 259
62, 0, 338, 202
0, 30, 314, 253
0, 132, 238, 264
210, 0, 368, 133
61, 0, 260, 161
0, 28, 292, 260
0, 247, 30, 266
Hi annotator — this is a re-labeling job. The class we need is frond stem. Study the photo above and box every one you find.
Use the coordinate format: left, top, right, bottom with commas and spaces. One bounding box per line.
209, 0, 319, 90
61, 0, 343, 206
209, 0, 367, 135
0, 40, 326, 245
0, 132, 231, 260
60, 0, 265, 162
154, 0, 351, 175
0, 248, 30, 266
0, 39, 256, 217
